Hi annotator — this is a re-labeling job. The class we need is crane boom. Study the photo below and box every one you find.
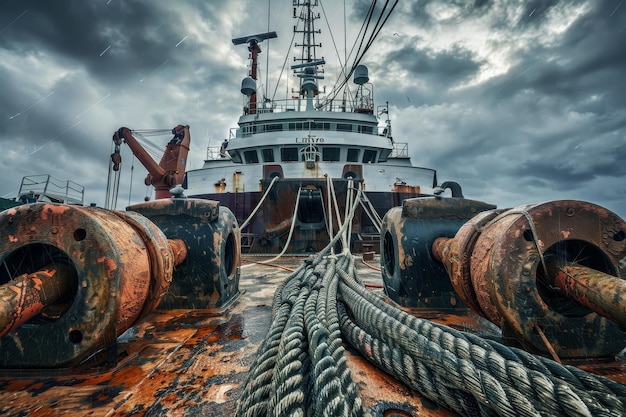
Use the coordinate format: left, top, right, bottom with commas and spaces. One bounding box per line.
111, 125, 190, 200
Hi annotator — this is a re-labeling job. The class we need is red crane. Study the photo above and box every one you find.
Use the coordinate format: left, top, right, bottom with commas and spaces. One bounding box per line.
110, 125, 190, 201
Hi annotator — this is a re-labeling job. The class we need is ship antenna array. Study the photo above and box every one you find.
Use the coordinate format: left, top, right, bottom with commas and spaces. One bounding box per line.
232, 31, 277, 113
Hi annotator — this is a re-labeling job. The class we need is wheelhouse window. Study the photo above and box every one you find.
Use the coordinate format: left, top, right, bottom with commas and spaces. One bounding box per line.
362, 149, 377, 163
266, 123, 283, 132
311, 122, 330, 130
358, 125, 374, 134
337, 123, 352, 132
347, 148, 360, 162
244, 150, 259, 164
288, 122, 304, 131
261, 148, 275, 162
240, 124, 257, 137
281, 147, 299, 162
322, 147, 341, 161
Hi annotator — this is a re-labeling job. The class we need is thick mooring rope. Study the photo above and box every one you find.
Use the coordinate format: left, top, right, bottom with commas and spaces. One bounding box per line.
235, 193, 626, 416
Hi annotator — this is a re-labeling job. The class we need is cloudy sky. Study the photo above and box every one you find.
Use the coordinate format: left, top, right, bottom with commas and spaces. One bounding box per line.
0, 0, 624, 219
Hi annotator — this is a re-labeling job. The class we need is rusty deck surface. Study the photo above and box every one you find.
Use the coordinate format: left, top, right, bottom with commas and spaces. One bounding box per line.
1, 255, 625, 416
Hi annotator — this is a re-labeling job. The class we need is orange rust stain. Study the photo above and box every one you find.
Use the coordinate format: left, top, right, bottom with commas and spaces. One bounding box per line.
393, 184, 421, 194
8, 235, 18, 242
40, 204, 70, 220
31, 277, 43, 291
107, 259, 117, 271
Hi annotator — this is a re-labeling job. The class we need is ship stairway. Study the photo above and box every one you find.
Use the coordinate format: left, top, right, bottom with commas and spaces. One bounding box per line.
240, 232, 255, 253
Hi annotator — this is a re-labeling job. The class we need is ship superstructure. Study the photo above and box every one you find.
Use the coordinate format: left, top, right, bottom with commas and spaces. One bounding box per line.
184, 0, 454, 253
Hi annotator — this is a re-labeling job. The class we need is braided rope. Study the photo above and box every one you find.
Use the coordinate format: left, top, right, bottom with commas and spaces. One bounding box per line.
338, 262, 626, 416
236, 248, 626, 416
235, 185, 626, 416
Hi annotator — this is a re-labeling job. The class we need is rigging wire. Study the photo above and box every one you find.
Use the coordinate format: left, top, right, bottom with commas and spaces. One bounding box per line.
127, 154, 135, 208
104, 128, 175, 209
265, 0, 271, 100
104, 141, 119, 210
321, 0, 399, 108
270, 11, 300, 102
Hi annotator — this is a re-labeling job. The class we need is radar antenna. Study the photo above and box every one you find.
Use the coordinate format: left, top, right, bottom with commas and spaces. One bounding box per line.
232, 31, 277, 115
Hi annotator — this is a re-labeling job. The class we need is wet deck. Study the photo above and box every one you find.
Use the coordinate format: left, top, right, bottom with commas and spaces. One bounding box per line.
1, 255, 625, 416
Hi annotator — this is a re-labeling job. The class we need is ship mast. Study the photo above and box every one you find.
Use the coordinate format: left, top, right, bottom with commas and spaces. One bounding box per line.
292, 0, 325, 111
232, 31, 277, 115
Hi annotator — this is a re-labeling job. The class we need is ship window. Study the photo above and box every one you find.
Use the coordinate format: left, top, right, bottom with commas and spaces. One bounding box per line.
358, 125, 374, 134
347, 148, 360, 162
288, 122, 304, 131
311, 122, 330, 130
241, 125, 254, 137
281, 147, 299, 162
230, 151, 242, 163
262, 148, 275, 162
322, 147, 341, 161
337, 123, 352, 132
362, 149, 377, 163
266, 123, 283, 132
244, 150, 259, 164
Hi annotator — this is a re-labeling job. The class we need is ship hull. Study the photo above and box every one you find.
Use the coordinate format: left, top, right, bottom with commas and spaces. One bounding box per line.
189, 178, 424, 254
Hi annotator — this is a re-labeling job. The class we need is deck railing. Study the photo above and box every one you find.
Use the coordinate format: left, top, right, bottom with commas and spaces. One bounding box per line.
17, 175, 84, 205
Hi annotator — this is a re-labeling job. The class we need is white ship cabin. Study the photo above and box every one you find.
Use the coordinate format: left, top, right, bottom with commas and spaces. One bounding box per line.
219, 65, 408, 171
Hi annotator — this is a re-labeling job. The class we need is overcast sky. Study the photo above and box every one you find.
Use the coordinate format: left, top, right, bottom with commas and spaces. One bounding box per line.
0, 0, 624, 219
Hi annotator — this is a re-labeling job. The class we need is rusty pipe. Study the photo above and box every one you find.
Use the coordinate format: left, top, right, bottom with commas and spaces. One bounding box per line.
0, 264, 74, 338
544, 260, 626, 328
431, 237, 451, 264
168, 238, 187, 266
434, 235, 626, 328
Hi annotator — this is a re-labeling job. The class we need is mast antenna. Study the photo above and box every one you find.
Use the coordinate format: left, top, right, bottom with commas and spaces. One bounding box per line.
232, 31, 278, 114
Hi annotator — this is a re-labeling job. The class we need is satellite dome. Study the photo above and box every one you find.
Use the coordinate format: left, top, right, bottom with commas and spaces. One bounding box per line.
354, 65, 369, 85
241, 77, 256, 96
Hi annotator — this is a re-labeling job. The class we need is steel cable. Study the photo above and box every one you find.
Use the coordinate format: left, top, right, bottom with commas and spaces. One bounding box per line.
337, 264, 625, 416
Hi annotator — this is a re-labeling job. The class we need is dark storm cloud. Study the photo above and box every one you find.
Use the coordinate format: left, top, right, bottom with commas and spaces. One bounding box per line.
0, 0, 624, 218
0, 1, 176, 83
367, 0, 626, 216
404, 0, 493, 27
516, 0, 563, 27
380, 42, 484, 104
0, 0, 245, 204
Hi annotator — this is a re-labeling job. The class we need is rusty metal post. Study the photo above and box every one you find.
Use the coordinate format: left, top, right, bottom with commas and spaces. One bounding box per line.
380, 197, 496, 308
431, 209, 506, 316
0, 265, 73, 338
128, 198, 241, 310
546, 261, 626, 328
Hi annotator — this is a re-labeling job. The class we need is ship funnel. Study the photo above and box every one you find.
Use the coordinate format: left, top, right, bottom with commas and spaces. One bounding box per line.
241, 77, 256, 96
354, 65, 369, 85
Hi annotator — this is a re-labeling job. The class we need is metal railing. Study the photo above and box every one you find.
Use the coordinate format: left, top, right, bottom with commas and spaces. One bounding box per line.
17, 175, 84, 205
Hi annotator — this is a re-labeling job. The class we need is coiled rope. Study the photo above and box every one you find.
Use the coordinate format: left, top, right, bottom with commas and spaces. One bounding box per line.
235, 189, 626, 416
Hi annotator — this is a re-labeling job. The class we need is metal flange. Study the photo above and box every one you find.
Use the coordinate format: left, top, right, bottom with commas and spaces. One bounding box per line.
470, 200, 626, 358
0, 203, 175, 368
